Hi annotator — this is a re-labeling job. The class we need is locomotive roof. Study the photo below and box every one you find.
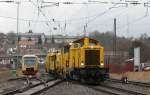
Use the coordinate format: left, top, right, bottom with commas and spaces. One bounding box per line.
73, 37, 99, 43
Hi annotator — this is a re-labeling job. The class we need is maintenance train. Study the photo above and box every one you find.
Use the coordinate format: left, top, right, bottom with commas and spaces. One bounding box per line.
22, 54, 39, 75
45, 37, 109, 83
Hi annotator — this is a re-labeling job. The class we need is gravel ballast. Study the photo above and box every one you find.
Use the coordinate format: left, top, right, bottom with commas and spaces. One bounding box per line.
39, 82, 109, 95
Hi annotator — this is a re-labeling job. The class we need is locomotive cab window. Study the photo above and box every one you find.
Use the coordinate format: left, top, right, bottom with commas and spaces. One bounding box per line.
89, 40, 98, 46
89, 42, 97, 46
73, 43, 81, 48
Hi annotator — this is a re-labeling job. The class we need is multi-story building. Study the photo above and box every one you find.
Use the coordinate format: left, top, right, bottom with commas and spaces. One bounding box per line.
19, 32, 46, 45
18, 31, 46, 55
46, 35, 78, 44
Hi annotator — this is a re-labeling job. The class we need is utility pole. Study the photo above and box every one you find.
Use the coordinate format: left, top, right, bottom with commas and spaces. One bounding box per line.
16, 2, 20, 69
113, 18, 117, 56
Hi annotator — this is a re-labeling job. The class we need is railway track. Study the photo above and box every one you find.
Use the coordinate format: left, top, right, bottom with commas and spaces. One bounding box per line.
89, 84, 148, 95
70, 80, 148, 95
7, 77, 26, 81
3, 78, 150, 95
6, 76, 42, 82
2, 78, 63, 95
109, 78, 150, 87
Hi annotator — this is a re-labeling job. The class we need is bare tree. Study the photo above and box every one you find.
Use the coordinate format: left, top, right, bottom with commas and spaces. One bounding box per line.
7, 31, 17, 45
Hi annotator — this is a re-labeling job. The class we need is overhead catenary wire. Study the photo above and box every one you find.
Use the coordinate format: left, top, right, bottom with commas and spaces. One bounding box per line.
0, 0, 113, 22
88, 3, 150, 33
86, 5, 137, 30
145, 0, 149, 16
0, 0, 150, 36
117, 14, 150, 30
72, 0, 150, 36
29, 0, 52, 26
0, 0, 149, 23
0, 15, 54, 22
41, 0, 148, 5
71, 0, 125, 34
86, 0, 128, 24
40, 0, 150, 23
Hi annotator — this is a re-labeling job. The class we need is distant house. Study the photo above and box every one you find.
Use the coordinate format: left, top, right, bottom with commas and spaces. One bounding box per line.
18, 32, 46, 55
19, 40, 36, 49
19, 32, 46, 45
0, 33, 8, 55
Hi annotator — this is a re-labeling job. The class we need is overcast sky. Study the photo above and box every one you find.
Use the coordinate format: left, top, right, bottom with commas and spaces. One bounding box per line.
0, 0, 150, 37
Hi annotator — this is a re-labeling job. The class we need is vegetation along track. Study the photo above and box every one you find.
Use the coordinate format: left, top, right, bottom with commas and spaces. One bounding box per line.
89, 84, 148, 95
109, 78, 150, 87
2, 78, 63, 95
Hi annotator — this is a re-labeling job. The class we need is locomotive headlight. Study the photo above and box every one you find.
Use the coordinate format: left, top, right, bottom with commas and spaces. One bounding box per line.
81, 61, 84, 66
69, 42, 73, 45
81, 63, 84, 66
101, 64, 104, 66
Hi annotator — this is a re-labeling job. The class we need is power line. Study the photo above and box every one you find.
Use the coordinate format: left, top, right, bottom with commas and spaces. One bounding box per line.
30, 0, 51, 25
41, 0, 148, 6
71, 0, 125, 34
87, 0, 128, 24
1, 0, 150, 35
72, 0, 150, 35
86, 5, 137, 30
0, 0, 149, 23
0, 15, 56, 22
38, 0, 150, 23
117, 15, 150, 30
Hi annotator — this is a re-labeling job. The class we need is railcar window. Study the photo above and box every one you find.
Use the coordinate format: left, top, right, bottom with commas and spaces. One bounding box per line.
24, 57, 36, 65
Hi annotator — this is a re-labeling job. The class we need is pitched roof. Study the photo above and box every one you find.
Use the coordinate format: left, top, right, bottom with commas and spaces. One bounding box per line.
18, 40, 36, 45
19, 32, 45, 37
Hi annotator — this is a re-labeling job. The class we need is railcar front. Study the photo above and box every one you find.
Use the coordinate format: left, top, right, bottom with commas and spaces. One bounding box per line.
22, 55, 39, 75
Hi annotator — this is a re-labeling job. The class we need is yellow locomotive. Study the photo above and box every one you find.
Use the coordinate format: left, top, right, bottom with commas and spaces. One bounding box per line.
22, 54, 39, 75
45, 37, 109, 83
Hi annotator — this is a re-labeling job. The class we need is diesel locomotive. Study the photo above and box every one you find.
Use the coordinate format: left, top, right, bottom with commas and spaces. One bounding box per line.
45, 37, 109, 83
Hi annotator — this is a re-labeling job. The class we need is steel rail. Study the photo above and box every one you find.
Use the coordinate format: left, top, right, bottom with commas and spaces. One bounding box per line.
101, 84, 147, 95
109, 78, 150, 87
89, 84, 148, 95
2, 78, 57, 95
30, 79, 64, 95
71, 80, 148, 95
